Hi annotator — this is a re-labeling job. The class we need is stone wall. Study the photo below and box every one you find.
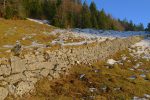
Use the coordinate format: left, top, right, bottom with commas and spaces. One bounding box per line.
0, 36, 142, 99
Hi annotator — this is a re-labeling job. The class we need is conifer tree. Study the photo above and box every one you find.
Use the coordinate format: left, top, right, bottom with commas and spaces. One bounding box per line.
81, 1, 91, 28
89, 1, 98, 28
146, 23, 150, 31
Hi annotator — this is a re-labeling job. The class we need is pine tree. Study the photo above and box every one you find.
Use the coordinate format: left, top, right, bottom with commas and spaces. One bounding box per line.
98, 9, 108, 29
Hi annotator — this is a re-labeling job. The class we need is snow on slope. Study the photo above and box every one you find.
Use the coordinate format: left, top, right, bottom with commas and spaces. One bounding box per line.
27, 18, 50, 25
130, 36, 150, 60
27, 18, 150, 47
49, 28, 149, 46
71, 28, 148, 38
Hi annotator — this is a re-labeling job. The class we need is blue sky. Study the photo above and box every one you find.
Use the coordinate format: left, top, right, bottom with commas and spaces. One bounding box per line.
86, 0, 150, 28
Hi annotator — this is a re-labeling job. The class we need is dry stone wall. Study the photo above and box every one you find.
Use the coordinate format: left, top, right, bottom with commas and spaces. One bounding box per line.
0, 36, 142, 99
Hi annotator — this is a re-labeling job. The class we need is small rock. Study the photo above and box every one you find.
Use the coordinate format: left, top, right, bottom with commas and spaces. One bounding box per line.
11, 41, 22, 56
122, 56, 127, 61
133, 63, 140, 69
140, 74, 146, 78
89, 88, 97, 92
129, 68, 135, 71
107, 59, 118, 65
7, 85, 16, 95
75, 61, 80, 64
80, 74, 85, 79
114, 87, 121, 91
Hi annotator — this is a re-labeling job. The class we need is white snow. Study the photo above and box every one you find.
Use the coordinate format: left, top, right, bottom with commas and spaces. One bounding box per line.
133, 38, 150, 47
130, 36, 150, 60
133, 63, 140, 69
72, 28, 148, 38
48, 29, 149, 47
27, 18, 50, 25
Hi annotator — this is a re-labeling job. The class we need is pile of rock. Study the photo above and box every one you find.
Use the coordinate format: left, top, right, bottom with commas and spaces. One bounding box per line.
0, 36, 142, 99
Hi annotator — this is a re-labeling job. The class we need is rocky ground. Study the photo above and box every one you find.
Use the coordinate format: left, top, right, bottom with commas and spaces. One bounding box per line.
0, 19, 150, 100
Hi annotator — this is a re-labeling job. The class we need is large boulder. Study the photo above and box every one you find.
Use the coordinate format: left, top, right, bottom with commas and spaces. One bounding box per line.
11, 56, 26, 74
0, 65, 11, 76
0, 87, 8, 100
5, 73, 26, 84
15, 81, 34, 96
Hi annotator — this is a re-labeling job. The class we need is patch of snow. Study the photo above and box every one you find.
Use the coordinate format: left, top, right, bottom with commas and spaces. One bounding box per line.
129, 68, 135, 71
129, 76, 137, 80
24, 41, 45, 48
45, 28, 149, 48
50, 29, 148, 43
3, 45, 14, 48
133, 63, 140, 69
62, 41, 91, 46
27, 18, 50, 26
133, 39, 150, 47
140, 74, 146, 78
130, 37, 150, 60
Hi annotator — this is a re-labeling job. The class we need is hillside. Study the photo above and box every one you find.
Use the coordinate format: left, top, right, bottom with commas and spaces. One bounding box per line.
0, 19, 149, 100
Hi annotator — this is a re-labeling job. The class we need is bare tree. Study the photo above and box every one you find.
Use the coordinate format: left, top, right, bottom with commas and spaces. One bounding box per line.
3, 0, 6, 10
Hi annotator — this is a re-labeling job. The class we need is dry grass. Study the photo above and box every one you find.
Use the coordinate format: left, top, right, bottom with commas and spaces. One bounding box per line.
0, 19, 57, 57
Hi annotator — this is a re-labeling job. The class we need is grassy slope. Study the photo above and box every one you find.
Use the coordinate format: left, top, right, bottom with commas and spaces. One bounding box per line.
0, 19, 87, 57
0, 19, 57, 57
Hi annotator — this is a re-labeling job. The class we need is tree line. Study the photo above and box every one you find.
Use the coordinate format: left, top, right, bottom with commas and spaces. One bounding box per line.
0, 0, 149, 31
